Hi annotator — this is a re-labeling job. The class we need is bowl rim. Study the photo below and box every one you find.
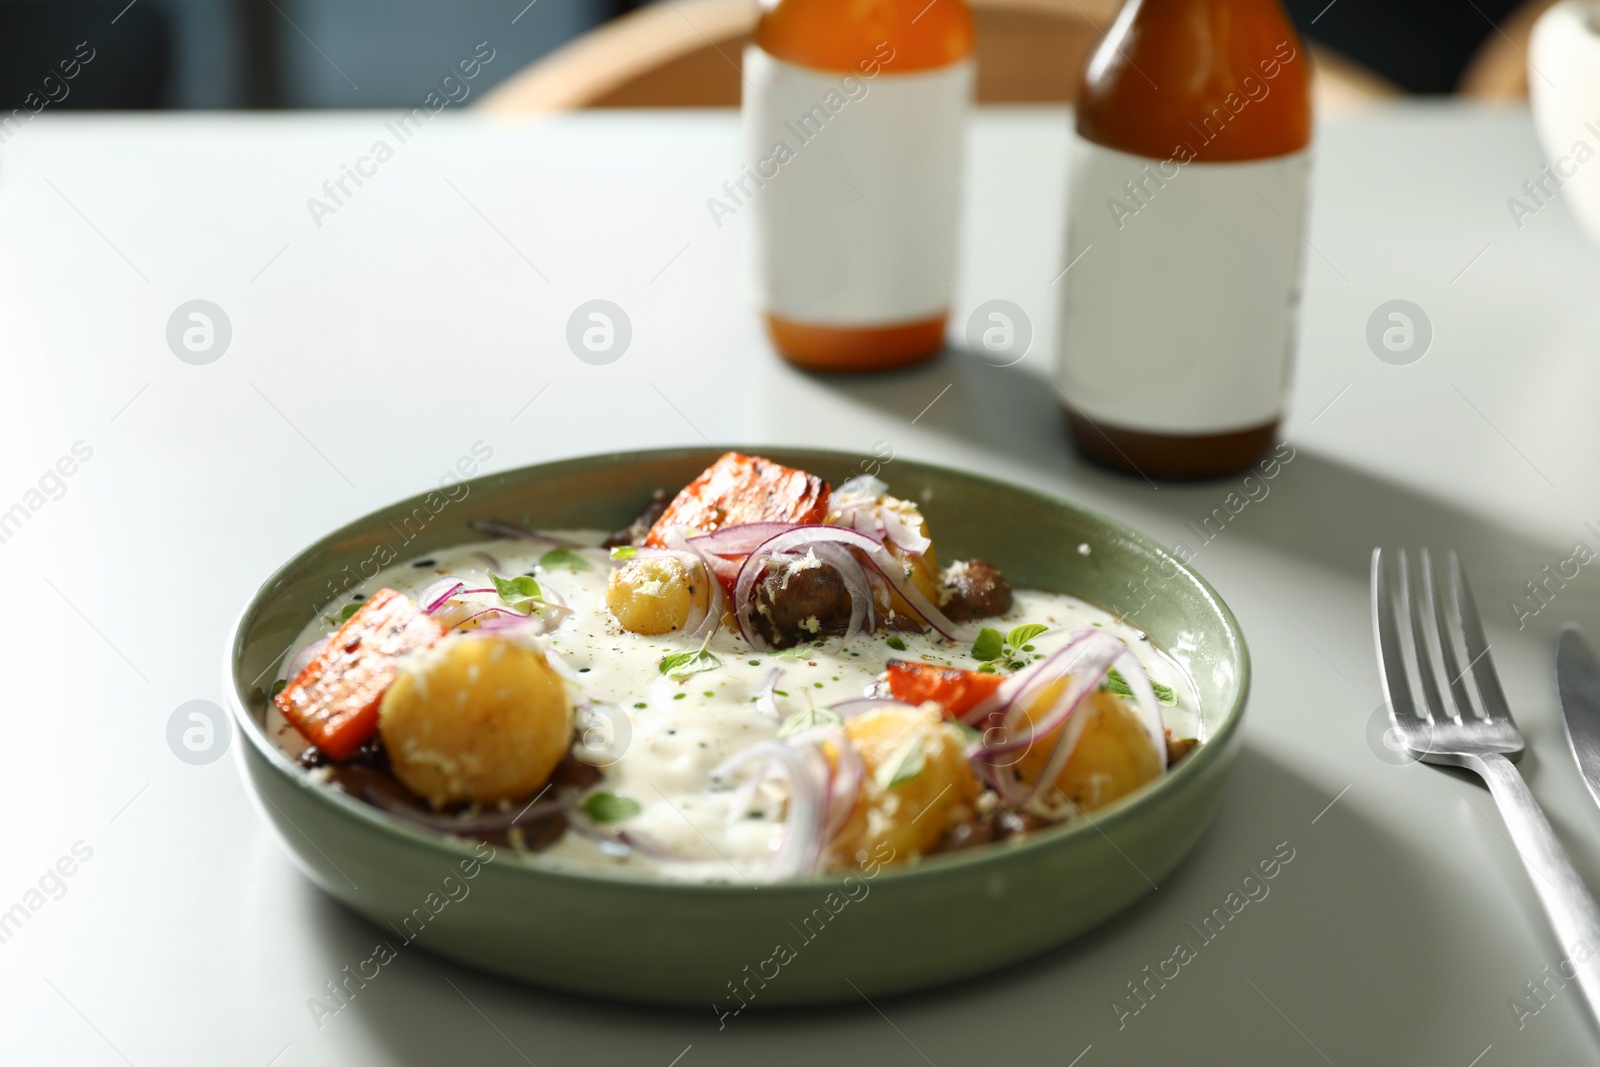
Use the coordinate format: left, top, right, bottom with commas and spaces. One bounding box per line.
226, 445, 1250, 894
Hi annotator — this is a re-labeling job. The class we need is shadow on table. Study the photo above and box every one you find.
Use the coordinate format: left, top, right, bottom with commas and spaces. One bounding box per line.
303, 743, 1458, 1067
816, 346, 1600, 644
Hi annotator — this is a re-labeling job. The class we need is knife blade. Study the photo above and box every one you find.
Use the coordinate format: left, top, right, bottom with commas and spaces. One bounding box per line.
1557, 625, 1600, 811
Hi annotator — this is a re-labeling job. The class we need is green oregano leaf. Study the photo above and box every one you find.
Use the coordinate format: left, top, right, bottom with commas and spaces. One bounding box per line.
609, 545, 638, 560
489, 572, 543, 613
777, 705, 843, 739
1006, 623, 1048, 650
885, 634, 908, 651
878, 735, 926, 790
659, 632, 721, 678
971, 627, 1005, 662
539, 548, 590, 571
1104, 667, 1178, 706
582, 792, 641, 823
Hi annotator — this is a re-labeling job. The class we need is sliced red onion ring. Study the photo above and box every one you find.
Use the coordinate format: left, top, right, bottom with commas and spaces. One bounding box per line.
285, 635, 330, 680
566, 816, 686, 862
658, 527, 727, 641
466, 519, 577, 547
755, 668, 785, 721
456, 605, 539, 631
822, 731, 864, 842
686, 522, 801, 556
833, 496, 932, 556
969, 627, 1167, 808
712, 740, 825, 880
725, 755, 782, 823
828, 697, 910, 719
961, 628, 1102, 726
809, 542, 875, 640
732, 525, 964, 649
419, 578, 466, 614
419, 578, 498, 616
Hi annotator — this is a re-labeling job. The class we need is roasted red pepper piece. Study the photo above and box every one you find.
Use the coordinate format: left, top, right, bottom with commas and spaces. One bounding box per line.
885, 659, 1004, 719
645, 452, 830, 547
275, 589, 444, 761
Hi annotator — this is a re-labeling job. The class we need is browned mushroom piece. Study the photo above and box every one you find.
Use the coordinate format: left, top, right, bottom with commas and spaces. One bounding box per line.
938, 558, 1013, 622
746, 558, 854, 648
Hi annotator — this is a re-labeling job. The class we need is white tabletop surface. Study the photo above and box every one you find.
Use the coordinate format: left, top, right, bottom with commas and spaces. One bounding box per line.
4, 102, 1600, 1066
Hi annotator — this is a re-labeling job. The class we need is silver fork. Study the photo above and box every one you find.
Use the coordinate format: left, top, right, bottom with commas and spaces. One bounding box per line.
1372, 547, 1600, 1025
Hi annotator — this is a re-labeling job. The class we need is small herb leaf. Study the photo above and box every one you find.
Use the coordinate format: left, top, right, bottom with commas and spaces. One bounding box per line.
539, 548, 590, 571
878, 735, 926, 790
971, 627, 1005, 662
659, 647, 722, 678
489, 572, 543, 612
582, 792, 641, 823
610, 545, 638, 560
1104, 667, 1178, 706
1006, 623, 1048, 650
777, 705, 843, 739
885, 634, 907, 651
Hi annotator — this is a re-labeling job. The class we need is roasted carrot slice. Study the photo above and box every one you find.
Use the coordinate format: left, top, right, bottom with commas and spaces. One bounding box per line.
645, 452, 830, 546
885, 659, 1003, 719
275, 589, 444, 761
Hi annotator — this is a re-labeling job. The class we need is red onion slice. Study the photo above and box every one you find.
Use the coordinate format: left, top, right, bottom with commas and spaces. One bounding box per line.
712, 740, 826, 880
732, 525, 964, 646
833, 497, 932, 556
285, 635, 330, 680
566, 816, 686, 862
821, 730, 864, 842
755, 668, 785, 721
656, 528, 727, 641
466, 520, 577, 547
419, 578, 466, 615
829, 697, 911, 719
809, 541, 876, 640
969, 627, 1169, 808
686, 522, 801, 556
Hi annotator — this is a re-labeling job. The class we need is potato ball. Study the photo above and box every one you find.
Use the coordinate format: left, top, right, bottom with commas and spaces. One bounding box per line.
1012, 683, 1161, 812
825, 703, 980, 869
606, 556, 709, 635
378, 634, 572, 808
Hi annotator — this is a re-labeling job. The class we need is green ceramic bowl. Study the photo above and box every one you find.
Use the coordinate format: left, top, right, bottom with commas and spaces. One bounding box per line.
227, 447, 1248, 1006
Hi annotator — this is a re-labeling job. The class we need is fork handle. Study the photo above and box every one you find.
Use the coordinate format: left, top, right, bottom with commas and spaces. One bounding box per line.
1473, 752, 1600, 1021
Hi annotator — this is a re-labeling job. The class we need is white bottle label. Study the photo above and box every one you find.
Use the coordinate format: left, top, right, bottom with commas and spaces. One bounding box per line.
1055, 136, 1310, 435
739, 47, 972, 326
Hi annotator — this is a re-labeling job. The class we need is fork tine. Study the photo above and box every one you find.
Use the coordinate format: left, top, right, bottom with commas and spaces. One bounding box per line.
1449, 550, 1515, 723
1422, 548, 1476, 721
1401, 549, 1454, 723
1371, 548, 1424, 725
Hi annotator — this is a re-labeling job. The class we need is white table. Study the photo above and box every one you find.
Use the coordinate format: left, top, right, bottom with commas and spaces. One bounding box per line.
3, 103, 1599, 1066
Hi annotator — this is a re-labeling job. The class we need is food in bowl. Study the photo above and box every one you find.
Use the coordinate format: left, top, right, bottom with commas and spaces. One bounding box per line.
269, 452, 1201, 883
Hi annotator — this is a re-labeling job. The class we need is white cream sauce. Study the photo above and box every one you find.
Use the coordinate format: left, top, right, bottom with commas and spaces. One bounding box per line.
268, 533, 1201, 883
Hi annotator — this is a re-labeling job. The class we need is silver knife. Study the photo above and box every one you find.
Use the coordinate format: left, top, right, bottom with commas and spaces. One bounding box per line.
1557, 625, 1600, 811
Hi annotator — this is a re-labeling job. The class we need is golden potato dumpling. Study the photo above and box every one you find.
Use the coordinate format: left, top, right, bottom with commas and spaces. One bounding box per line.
379, 635, 572, 808
606, 556, 709, 635
826, 704, 980, 869
1014, 684, 1161, 812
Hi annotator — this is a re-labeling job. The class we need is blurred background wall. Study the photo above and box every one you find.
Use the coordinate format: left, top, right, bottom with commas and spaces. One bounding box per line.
0, 0, 1532, 110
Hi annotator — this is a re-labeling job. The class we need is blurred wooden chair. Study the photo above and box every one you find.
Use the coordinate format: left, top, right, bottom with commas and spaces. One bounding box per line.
478, 0, 1399, 113
1459, 0, 1561, 99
